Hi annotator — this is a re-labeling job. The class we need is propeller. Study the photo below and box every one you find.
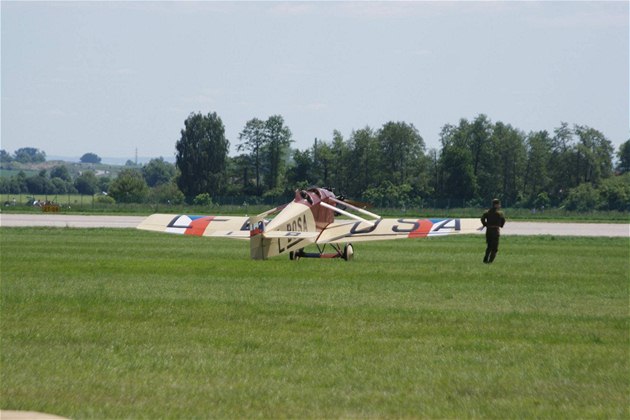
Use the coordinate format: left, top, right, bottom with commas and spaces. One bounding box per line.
338, 196, 373, 210
323, 187, 373, 210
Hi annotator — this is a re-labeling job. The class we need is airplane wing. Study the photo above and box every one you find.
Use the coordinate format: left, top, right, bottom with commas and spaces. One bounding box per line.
316, 217, 482, 244
137, 214, 250, 239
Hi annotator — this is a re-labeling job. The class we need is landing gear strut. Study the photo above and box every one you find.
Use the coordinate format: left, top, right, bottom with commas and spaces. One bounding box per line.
289, 243, 354, 261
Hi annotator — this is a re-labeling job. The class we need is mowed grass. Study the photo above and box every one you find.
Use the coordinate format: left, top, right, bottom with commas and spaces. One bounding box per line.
1, 228, 628, 419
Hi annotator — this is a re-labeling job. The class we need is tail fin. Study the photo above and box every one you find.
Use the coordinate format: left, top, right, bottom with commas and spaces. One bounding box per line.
249, 215, 267, 260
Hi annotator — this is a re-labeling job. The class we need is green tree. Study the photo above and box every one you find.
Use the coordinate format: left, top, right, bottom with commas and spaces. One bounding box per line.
598, 174, 630, 211
437, 122, 477, 200
50, 177, 73, 194
438, 115, 493, 200
143, 157, 176, 187
98, 177, 111, 194
439, 145, 477, 201
14, 147, 46, 163
263, 115, 293, 190
287, 149, 314, 187
95, 195, 116, 205
363, 181, 414, 208
328, 131, 351, 193
80, 152, 102, 164
311, 138, 331, 187
549, 122, 576, 203
617, 139, 630, 174
573, 125, 613, 184
175, 112, 229, 199
346, 127, 379, 197
25, 171, 53, 194
455, 115, 497, 202
376, 121, 426, 186
0, 149, 12, 163
50, 165, 72, 182
226, 154, 254, 195
563, 183, 601, 211
237, 115, 293, 193
523, 131, 553, 204
14, 171, 28, 193
0, 175, 24, 194
427, 148, 441, 197
74, 171, 99, 195
193, 193, 213, 206
307, 132, 350, 194
237, 118, 266, 191
491, 122, 526, 205
150, 182, 185, 204
108, 169, 149, 203
547, 123, 614, 203
0, 177, 10, 193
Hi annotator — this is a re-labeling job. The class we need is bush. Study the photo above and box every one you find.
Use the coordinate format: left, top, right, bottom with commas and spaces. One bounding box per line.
363, 182, 414, 208
150, 183, 185, 204
262, 187, 286, 199
598, 174, 630, 211
563, 176, 630, 212
95, 195, 116, 204
108, 169, 149, 203
533, 192, 550, 209
563, 183, 601, 211
193, 193, 213, 206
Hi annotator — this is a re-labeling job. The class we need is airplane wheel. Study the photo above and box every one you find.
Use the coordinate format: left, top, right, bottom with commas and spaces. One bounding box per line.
343, 244, 354, 261
289, 251, 301, 261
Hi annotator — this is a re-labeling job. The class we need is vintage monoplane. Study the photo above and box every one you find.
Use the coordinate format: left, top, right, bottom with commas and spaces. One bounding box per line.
137, 186, 481, 260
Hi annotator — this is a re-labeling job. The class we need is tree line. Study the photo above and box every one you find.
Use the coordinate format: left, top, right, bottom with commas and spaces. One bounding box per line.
0, 154, 182, 205
173, 112, 629, 211
2, 111, 629, 211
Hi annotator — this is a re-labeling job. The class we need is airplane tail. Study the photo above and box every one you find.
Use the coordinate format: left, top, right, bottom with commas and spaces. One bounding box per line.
249, 215, 268, 260
248, 214, 319, 260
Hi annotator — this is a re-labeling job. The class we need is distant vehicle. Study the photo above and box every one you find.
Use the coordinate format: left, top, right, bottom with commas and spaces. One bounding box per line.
138, 186, 481, 260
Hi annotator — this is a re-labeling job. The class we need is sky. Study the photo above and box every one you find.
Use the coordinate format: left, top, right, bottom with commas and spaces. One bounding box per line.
1, 1, 628, 163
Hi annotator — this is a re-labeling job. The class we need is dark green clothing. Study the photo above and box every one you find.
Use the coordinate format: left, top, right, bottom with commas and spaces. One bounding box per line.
481, 208, 506, 263
481, 208, 506, 230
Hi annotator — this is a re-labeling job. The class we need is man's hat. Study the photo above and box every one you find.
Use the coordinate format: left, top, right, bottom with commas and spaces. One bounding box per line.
492, 198, 500, 205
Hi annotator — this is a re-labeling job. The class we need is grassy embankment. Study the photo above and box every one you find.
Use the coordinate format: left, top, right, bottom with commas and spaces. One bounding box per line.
1, 228, 628, 418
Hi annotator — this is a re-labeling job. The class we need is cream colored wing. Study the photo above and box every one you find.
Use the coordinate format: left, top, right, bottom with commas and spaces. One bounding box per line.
137, 214, 250, 238
317, 218, 482, 244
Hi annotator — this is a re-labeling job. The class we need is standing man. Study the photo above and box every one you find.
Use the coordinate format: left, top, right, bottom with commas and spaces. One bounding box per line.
481, 198, 506, 263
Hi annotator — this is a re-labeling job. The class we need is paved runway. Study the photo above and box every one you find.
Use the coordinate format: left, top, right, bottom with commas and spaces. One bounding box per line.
0, 213, 144, 228
1, 213, 628, 237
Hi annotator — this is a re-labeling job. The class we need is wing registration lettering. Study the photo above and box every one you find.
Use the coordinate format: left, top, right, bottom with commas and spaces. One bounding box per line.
431, 218, 461, 235
166, 215, 214, 236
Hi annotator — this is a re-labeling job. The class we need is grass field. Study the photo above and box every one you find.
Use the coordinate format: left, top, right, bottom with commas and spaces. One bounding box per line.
1, 228, 628, 418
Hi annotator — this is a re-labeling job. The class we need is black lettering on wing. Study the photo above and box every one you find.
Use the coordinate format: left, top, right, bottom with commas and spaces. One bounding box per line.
433, 219, 461, 232
350, 219, 382, 235
392, 219, 419, 233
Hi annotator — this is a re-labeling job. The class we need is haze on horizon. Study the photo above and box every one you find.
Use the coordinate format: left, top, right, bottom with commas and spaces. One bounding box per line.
2, 1, 628, 161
